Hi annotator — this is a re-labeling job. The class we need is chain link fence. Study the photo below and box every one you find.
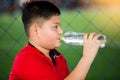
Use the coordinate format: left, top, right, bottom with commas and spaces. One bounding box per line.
0, 0, 120, 80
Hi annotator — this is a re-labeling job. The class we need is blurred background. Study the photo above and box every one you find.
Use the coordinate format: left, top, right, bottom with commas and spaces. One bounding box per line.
0, 0, 120, 80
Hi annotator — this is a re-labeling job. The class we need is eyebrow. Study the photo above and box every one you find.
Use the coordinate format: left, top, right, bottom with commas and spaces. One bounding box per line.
54, 21, 61, 25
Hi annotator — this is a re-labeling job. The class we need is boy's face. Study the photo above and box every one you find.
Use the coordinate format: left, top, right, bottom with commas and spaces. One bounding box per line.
37, 15, 63, 49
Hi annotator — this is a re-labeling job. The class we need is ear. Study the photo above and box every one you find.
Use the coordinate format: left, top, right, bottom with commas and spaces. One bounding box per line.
29, 23, 40, 37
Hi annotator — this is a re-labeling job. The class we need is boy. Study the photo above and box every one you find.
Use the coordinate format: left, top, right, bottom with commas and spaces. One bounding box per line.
9, 1, 106, 80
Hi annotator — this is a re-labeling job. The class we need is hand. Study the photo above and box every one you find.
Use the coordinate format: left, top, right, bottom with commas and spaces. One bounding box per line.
83, 32, 106, 60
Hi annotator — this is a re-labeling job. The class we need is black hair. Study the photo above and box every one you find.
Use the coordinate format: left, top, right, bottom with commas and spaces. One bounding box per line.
22, 1, 61, 36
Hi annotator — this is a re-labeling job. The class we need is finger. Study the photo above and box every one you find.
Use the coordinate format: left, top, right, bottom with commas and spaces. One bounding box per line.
84, 33, 88, 41
93, 34, 101, 41
97, 39, 106, 44
96, 39, 106, 48
88, 32, 96, 40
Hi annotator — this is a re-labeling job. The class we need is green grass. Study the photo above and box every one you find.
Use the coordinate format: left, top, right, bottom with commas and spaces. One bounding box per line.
0, 11, 120, 80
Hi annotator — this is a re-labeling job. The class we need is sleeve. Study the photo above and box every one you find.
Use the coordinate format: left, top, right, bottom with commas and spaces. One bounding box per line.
19, 53, 61, 80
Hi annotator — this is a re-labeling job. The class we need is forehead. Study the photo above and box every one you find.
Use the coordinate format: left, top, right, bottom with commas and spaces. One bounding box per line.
47, 15, 61, 24
33, 15, 61, 27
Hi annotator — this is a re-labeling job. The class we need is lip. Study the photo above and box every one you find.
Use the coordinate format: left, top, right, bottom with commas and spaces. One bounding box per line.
57, 37, 61, 41
57, 38, 61, 40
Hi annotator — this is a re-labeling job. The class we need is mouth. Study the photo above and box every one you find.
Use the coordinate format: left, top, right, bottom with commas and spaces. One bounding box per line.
59, 34, 62, 40
57, 37, 62, 42
57, 38, 61, 41
57, 34, 62, 41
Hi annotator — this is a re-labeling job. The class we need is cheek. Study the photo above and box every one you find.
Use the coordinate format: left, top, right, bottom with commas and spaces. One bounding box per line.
44, 29, 57, 40
41, 35, 58, 49
37, 28, 59, 49
46, 33, 57, 42
39, 31, 57, 44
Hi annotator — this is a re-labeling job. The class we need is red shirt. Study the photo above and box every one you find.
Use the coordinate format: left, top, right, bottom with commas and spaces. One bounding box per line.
9, 44, 69, 80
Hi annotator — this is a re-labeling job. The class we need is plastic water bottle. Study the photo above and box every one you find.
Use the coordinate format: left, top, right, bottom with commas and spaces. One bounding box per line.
62, 32, 106, 48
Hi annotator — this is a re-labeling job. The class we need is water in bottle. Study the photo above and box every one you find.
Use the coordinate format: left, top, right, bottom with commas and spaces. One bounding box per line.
62, 32, 106, 48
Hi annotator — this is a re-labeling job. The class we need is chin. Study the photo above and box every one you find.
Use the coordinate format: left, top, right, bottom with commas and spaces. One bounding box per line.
55, 43, 61, 48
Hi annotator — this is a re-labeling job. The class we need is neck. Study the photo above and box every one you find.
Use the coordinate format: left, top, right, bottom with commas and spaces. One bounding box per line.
28, 39, 50, 59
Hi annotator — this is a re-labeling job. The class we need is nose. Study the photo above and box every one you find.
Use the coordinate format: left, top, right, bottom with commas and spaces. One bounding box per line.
58, 27, 63, 34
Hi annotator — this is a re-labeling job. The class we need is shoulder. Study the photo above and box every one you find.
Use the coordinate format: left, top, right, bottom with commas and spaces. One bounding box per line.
12, 44, 47, 70
14, 44, 42, 61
